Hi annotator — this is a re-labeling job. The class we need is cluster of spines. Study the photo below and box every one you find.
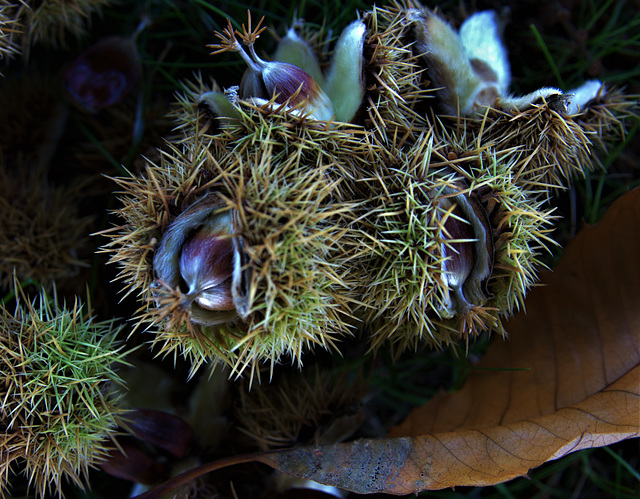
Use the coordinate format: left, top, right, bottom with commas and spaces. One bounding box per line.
429, 117, 558, 313
458, 148, 557, 314
571, 87, 640, 155
353, 134, 459, 352
361, 3, 430, 138
169, 73, 225, 141
424, 74, 638, 193
375, 2, 639, 192
0, 161, 93, 291
217, 138, 358, 378
0, 285, 128, 498
469, 101, 594, 189
344, 125, 558, 354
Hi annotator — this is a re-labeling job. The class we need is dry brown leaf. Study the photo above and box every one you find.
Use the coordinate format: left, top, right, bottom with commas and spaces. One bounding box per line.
259, 187, 640, 494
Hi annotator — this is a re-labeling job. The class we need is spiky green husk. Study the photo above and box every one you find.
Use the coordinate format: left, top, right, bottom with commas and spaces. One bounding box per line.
465, 150, 557, 314
103, 101, 371, 377
0, 161, 92, 291
431, 118, 557, 313
216, 144, 355, 378
0, 286, 128, 498
354, 131, 555, 354
435, 88, 638, 191
355, 134, 463, 352
460, 100, 594, 189
361, 3, 430, 137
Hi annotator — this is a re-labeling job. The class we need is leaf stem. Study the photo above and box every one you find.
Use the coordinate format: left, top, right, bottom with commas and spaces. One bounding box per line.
130, 450, 275, 498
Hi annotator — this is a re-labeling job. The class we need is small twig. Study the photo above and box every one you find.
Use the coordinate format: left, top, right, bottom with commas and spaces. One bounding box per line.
130, 450, 276, 498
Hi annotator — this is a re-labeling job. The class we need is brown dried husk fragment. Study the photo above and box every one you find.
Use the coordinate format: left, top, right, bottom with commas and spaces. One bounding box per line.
235, 365, 367, 450
0, 161, 93, 291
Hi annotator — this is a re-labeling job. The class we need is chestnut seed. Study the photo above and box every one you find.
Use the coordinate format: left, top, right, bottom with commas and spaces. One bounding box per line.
153, 199, 240, 326
179, 225, 235, 312
437, 190, 493, 316
64, 36, 140, 112
126, 409, 194, 459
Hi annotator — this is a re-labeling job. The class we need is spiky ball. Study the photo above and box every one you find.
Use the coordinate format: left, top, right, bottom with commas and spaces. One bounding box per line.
103, 101, 370, 378
354, 131, 555, 353
0, 287, 128, 498
0, 161, 92, 291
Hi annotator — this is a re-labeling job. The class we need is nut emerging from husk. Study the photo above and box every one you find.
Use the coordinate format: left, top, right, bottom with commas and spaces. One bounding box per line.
351, 131, 555, 353
103, 102, 370, 377
152, 198, 239, 326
